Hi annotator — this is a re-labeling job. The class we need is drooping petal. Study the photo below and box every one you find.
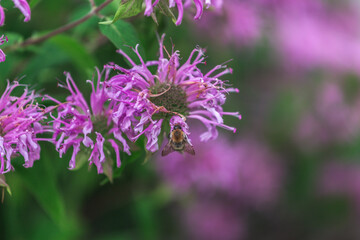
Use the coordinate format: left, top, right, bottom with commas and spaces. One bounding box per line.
69, 142, 81, 170
174, 0, 184, 25
12, 0, 31, 22
0, 49, 5, 62
145, 119, 163, 152
0, 5, 5, 26
108, 139, 121, 168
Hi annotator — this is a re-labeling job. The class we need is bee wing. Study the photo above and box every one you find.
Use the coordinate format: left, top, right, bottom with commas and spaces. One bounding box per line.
161, 142, 174, 156
184, 142, 195, 155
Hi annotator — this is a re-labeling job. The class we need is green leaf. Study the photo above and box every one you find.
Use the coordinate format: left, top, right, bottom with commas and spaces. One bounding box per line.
99, 0, 144, 24
49, 34, 97, 71
29, 0, 43, 8
22, 34, 97, 82
12, 143, 66, 226
99, 20, 145, 64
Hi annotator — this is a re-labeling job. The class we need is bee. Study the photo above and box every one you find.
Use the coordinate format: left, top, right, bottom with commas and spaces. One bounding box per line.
161, 124, 195, 156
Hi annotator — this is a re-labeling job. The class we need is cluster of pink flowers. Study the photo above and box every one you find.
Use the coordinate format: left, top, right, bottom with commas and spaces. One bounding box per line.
105, 35, 240, 155
196, 0, 261, 46
156, 133, 282, 203
0, 38, 239, 176
0, 81, 50, 174
318, 161, 360, 216
47, 69, 131, 175
195, 0, 360, 74
296, 81, 360, 149
184, 200, 245, 240
155, 133, 283, 239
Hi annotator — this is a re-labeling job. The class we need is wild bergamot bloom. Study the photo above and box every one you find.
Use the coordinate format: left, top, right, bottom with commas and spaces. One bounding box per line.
0, 0, 31, 26
48, 69, 131, 176
106, 35, 240, 154
0, 81, 48, 174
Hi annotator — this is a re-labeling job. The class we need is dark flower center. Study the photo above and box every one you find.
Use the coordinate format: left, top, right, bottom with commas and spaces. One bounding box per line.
91, 114, 111, 136
149, 83, 188, 119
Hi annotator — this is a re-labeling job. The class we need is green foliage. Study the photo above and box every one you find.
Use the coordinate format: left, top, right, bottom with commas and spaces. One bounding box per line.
49, 35, 98, 71
29, 0, 43, 8
11, 146, 66, 227
99, 19, 145, 63
100, 0, 144, 24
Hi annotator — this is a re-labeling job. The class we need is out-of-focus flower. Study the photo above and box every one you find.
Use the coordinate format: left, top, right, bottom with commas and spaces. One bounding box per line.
0, 34, 7, 62
0, 5, 4, 26
0, 81, 48, 174
196, 0, 262, 46
0, 0, 31, 26
48, 69, 131, 175
273, 2, 360, 73
144, 0, 221, 25
296, 81, 360, 148
184, 200, 245, 240
318, 161, 360, 215
106, 35, 240, 154
193, 0, 360, 75
156, 133, 282, 206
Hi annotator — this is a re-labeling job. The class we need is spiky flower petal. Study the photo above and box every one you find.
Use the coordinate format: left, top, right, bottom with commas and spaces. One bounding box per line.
0, 35, 8, 62
106, 35, 240, 154
0, 81, 48, 174
49, 69, 131, 174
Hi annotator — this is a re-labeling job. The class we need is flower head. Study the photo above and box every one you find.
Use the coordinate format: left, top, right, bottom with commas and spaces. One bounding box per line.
0, 0, 31, 26
195, 0, 262, 46
318, 161, 360, 216
156, 134, 283, 205
49, 68, 131, 175
184, 200, 245, 240
296, 81, 360, 148
106, 35, 240, 155
0, 81, 48, 174
0, 35, 8, 62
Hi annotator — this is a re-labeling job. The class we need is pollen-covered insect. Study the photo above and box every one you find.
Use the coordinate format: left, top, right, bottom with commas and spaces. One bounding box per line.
162, 124, 195, 156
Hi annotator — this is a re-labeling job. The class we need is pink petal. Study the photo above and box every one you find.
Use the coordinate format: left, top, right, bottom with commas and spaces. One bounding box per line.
12, 0, 31, 22
0, 5, 5, 26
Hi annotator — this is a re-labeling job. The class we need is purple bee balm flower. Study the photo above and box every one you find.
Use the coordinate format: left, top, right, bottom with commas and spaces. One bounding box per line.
0, 81, 48, 174
0, 35, 8, 62
156, 132, 283, 206
184, 200, 246, 240
0, 0, 31, 26
195, 0, 262, 46
318, 161, 360, 216
48, 69, 131, 175
106, 35, 240, 155
144, 0, 219, 25
296, 81, 360, 148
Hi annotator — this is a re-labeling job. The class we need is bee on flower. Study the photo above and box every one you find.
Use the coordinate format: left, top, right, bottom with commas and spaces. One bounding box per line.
106, 35, 241, 156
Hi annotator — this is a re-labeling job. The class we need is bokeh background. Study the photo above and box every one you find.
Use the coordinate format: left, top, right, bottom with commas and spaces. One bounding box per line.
1, 0, 360, 239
